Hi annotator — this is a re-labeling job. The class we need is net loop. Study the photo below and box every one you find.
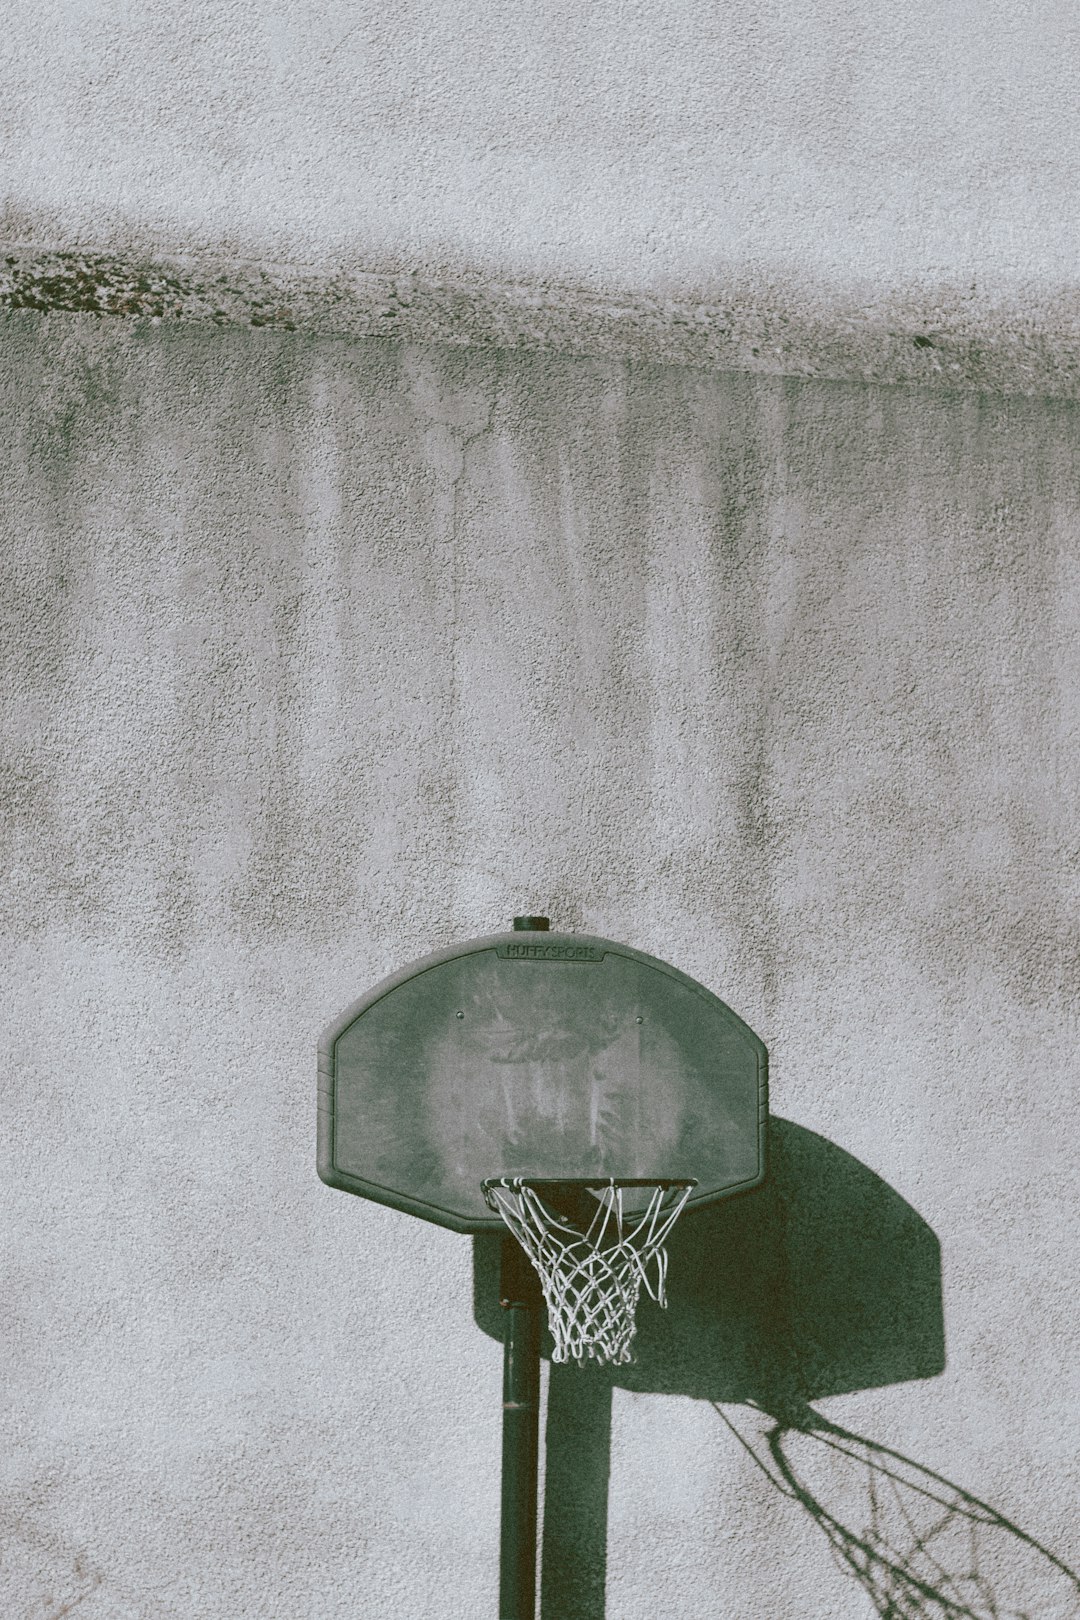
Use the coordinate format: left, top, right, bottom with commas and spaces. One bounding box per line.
483, 1177, 695, 1365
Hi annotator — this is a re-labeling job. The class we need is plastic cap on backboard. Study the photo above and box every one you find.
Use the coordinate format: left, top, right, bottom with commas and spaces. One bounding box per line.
512, 916, 550, 931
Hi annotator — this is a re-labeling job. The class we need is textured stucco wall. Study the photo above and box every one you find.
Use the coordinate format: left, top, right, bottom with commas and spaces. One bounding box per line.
6, 0, 1079, 294
5, 2, 1080, 396
3, 309, 1080, 1618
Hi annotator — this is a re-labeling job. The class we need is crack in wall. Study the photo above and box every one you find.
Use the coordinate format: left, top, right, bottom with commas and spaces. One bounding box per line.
443, 358, 501, 926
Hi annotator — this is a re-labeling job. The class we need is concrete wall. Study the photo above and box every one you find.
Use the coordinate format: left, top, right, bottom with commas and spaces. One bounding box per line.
6, 2, 1080, 399
6, 0, 1080, 296
3, 307, 1079, 1617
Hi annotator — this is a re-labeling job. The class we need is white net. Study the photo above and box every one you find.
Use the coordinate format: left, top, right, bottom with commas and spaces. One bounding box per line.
483, 1177, 695, 1365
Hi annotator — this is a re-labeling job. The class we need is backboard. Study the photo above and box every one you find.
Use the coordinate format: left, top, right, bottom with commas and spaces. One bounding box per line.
318, 928, 767, 1233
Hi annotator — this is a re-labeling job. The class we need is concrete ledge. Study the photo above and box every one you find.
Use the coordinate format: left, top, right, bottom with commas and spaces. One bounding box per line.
3, 241, 1080, 399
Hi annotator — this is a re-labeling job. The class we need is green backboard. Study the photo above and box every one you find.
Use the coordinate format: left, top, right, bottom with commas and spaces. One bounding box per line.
318, 930, 768, 1233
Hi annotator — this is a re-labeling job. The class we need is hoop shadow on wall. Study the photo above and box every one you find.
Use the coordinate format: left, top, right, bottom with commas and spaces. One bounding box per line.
474, 1118, 948, 1618
477, 1119, 1080, 1619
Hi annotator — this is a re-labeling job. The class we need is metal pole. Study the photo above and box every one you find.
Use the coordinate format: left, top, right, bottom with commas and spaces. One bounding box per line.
498, 912, 546, 1619
499, 1235, 541, 1620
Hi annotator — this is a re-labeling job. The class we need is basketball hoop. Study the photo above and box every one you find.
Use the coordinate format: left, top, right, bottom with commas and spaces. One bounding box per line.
483, 1177, 696, 1365
321, 920, 768, 1618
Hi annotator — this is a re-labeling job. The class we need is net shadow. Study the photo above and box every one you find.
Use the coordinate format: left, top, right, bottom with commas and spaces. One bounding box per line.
715, 1401, 1080, 1619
